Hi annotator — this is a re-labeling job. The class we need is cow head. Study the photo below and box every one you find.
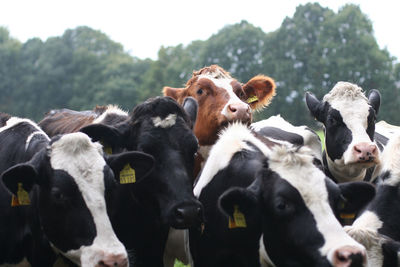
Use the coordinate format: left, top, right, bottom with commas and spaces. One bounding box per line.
220, 146, 374, 267
306, 82, 381, 182
163, 65, 276, 148
1, 132, 155, 267
80, 97, 203, 229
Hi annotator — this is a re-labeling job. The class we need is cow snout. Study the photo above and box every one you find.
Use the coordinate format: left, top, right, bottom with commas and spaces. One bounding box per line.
226, 103, 251, 122
171, 202, 204, 229
333, 246, 366, 267
353, 142, 378, 163
97, 252, 128, 267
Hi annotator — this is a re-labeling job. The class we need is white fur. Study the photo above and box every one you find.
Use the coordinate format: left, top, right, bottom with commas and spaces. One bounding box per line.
378, 134, 400, 186
194, 123, 271, 197
376, 120, 400, 140
49, 132, 126, 266
344, 211, 384, 266
0, 117, 47, 136
197, 74, 250, 120
251, 115, 322, 162
268, 145, 366, 264
92, 105, 128, 124
323, 82, 379, 182
152, 114, 177, 128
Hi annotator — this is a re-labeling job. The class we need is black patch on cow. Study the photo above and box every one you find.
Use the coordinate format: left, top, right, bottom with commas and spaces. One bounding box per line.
100, 112, 128, 126
366, 107, 376, 142
375, 132, 389, 149
324, 106, 353, 161
257, 126, 304, 146
260, 173, 329, 266
38, 169, 96, 252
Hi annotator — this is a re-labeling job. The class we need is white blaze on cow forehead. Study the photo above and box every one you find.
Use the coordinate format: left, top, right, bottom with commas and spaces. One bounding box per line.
152, 113, 177, 128
268, 146, 365, 263
194, 123, 271, 197
92, 105, 128, 124
50, 132, 127, 265
197, 74, 249, 119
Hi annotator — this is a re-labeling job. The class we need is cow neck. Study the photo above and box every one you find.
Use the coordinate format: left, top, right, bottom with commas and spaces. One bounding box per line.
324, 152, 367, 182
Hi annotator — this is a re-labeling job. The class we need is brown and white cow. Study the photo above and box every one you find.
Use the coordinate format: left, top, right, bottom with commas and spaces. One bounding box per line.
163, 65, 276, 171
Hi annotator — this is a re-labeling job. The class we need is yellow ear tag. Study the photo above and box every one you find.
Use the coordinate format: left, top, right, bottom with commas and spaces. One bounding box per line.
100, 140, 112, 155
246, 95, 259, 104
228, 205, 247, 229
11, 183, 30, 206
119, 164, 136, 184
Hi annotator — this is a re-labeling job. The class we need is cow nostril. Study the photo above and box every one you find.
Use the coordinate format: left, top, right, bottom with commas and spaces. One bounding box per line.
175, 208, 185, 220
229, 104, 237, 113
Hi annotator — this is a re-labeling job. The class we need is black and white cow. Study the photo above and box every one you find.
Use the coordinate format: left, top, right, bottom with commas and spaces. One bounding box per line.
0, 114, 155, 266
190, 122, 374, 267
251, 114, 323, 164
39, 97, 203, 266
305, 82, 381, 183
345, 133, 400, 266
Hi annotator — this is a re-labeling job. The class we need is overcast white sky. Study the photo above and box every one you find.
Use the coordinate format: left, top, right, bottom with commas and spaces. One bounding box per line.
1, 0, 399, 61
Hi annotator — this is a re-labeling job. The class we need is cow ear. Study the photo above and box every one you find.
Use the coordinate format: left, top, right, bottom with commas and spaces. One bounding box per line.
382, 239, 400, 266
243, 75, 276, 110
305, 92, 324, 122
105, 151, 155, 184
182, 97, 198, 129
163, 86, 185, 102
1, 164, 38, 195
368, 89, 381, 115
219, 186, 259, 218
338, 181, 375, 215
80, 124, 123, 153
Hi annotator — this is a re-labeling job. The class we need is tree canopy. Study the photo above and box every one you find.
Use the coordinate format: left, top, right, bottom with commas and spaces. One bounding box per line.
0, 3, 399, 127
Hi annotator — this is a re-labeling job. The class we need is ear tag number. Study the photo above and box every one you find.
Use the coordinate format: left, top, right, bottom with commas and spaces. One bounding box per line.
120, 164, 136, 184
11, 183, 31, 206
100, 140, 112, 155
246, 95, 259, 104
228, 205, 247, 229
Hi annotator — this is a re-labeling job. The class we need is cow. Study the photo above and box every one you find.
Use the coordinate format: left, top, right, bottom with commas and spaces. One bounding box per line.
163, 64, 276, 173
0, 113, 155, 266
190, 122, 375, 267
344, 133, 400, 266
305, 82, 381, 183
39, 96, 203, 266
251, 114, 323, 164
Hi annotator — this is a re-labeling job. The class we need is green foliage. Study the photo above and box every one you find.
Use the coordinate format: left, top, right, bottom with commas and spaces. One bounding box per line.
0, 3, 398, 126
174, 260, 189, 267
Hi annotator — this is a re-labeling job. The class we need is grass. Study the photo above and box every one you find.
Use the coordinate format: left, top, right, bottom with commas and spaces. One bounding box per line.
174, 260, 189, 267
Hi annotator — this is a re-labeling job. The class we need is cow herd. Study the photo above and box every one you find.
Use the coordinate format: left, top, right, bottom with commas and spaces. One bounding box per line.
0, 64, 399, 267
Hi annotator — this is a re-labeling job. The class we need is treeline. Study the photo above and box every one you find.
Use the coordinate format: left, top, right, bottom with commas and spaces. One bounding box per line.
1, 3, 399, 126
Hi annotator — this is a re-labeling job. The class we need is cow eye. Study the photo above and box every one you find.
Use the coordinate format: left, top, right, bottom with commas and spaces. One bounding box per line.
197, 88, 203, 95
51, 188, 65, 201
327, 116, 338, 126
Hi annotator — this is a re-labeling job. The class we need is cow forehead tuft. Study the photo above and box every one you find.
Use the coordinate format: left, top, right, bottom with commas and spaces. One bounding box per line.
50, 132, 102, 156
268, 145, 315, 168
323, 82, 368, 103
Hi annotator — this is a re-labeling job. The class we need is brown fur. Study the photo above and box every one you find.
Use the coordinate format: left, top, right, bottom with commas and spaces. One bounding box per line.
163, 65, 276, 146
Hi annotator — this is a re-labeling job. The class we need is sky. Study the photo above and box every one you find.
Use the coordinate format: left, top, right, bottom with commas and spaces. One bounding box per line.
1, 0, 399, 61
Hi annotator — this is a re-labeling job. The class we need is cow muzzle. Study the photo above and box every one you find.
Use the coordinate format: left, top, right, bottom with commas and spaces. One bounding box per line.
332, 246, 366, 267
96, 252, 128, 267
351, 142, 379, 164
223, 102, 252, 123
169, 201, 204, 229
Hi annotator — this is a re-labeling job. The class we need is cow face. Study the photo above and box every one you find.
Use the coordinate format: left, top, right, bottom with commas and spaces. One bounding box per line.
163, 65, 276, 147
1, 133, 155, 267
306, 82, 381, 182
80, 97, 203, 229
220, 146, 374, 267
